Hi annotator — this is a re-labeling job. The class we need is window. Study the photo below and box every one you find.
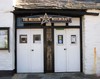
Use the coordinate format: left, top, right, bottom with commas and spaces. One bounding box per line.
0, 28, 9, 50
54, 23, 66, 26
58, 35, 63, 44
71, 35, 76, 44
33, 35, 41, 43
20, 35, 27, 43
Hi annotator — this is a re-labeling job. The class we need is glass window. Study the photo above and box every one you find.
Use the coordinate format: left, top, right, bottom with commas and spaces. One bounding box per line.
20, 35, 27, 43
71, 35, 76, 44
33, 35, 41, 43
54, 23, 66, 26
0, 28, 9, 50
58, 35, 63, 44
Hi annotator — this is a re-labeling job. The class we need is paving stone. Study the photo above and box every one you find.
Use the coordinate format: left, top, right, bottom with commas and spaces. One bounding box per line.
26, 74, 42, 79
0, 73, 99, 79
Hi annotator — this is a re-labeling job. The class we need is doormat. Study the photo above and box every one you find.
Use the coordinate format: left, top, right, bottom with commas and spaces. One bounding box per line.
27, 74, 42, 79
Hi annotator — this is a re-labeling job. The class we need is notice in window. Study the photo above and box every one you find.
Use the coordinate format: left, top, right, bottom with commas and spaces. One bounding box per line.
0, 30, 8, 49
58, 35, 63, 44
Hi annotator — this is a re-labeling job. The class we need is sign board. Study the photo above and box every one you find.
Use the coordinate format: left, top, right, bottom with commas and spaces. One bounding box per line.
22, 13, 72, 24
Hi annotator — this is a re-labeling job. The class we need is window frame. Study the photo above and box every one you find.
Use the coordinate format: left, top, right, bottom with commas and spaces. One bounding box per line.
0, 27, 9, 50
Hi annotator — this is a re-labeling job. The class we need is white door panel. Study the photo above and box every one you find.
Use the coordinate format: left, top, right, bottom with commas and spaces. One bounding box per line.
66, 29, 80, 72
54, 29, 80, 72
54, 29, 67, 72
17, 29, 44, 73
30, 29, 44, 72
17, 29, 30, 73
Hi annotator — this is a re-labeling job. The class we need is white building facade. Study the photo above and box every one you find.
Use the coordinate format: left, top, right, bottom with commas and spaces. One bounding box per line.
0, 0, 100, 76
0, 0, 15, 76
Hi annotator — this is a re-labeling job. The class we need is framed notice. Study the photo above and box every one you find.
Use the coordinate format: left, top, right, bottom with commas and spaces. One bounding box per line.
71, 35, 76, 44
20, 35, 27, 43
58, 35, 63, 44
0, 28, 9, 50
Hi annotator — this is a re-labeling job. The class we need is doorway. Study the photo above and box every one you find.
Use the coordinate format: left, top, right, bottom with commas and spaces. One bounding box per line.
16, 28, 81, 73
17, 29, 44, 73
54, 29, 80, 72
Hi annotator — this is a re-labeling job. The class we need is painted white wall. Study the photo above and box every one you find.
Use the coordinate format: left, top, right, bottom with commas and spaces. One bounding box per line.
83, 10, 100, 75
0, 0, 14, 70
0, 0, 14, 11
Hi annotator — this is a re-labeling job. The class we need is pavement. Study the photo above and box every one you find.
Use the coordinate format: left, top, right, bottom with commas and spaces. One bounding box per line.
0, 73, 100, 79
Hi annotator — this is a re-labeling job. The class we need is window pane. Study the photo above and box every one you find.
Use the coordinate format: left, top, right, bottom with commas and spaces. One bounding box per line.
0, 30, 8, 49
20, 35, 27, 43
33, 35, 41, 43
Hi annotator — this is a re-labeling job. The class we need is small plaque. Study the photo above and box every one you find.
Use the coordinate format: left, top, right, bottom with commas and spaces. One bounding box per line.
58, 35, 63, 44
71, 35, 76, 44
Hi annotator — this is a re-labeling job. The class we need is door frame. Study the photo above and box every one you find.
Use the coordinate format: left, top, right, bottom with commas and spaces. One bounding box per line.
15, 15, 83, 73
44, 27, 54, 73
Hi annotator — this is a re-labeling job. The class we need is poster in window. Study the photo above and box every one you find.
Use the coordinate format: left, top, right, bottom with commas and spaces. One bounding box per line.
0, 30, 8, 49
58, 35, 63, 44
71, 35, 76, 44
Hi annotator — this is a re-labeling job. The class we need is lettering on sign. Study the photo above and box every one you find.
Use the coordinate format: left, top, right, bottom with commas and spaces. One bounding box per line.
22, 13, 72, 24
23, 18, 41, 22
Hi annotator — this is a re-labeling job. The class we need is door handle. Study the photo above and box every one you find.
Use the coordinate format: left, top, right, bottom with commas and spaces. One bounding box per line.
64, 48, 67, 50
31, 49, 34, 51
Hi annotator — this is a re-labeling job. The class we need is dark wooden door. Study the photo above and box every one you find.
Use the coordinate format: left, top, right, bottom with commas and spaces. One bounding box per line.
44, 27, 54, 73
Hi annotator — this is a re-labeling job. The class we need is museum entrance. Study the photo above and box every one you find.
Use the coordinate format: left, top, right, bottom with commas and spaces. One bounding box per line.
15, 11, 82, 73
